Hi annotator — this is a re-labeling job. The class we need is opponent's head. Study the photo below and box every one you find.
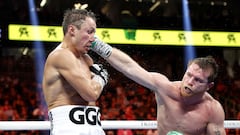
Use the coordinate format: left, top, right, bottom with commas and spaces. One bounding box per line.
61, 9, 97, 54
62, 9, 96, 35
181, 56, 219, 97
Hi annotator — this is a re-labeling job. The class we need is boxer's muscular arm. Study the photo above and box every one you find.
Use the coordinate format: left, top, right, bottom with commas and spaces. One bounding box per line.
84, 54, 97, 106
52, 49, 103, 101
106, 48, 168, 91
91, 37, 170, 92
206, 101, 226, 135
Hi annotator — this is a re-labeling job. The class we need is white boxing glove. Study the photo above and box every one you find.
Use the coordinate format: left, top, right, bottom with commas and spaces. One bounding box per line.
91, 36, 112, 59
90, 64, 109, 89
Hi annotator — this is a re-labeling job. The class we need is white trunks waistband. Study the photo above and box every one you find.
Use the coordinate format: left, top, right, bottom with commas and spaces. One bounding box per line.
49, 105, 102, 127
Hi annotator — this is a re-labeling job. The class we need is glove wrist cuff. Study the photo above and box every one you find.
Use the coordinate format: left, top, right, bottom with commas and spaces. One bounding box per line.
91, 38, 112, 58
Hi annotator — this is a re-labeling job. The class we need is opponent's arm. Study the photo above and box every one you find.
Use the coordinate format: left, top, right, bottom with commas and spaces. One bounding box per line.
91, 37, 161, 91
207, 122, 226, 135
206, 101, 226, 135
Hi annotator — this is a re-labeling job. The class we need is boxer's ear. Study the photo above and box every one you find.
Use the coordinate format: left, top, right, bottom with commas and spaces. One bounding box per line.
68, 25, 75, 36
206, 82, 214, 91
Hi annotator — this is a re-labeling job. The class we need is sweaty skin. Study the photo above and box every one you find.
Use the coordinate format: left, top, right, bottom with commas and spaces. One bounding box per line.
105, 48, 226, 135
42, 17, 102, 110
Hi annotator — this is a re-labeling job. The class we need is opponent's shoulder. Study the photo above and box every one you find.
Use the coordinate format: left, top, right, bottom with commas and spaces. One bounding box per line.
148, 72, 172, 90
204, 93, 222, 108
172, 81, 182, 86
150, 72, 177, 95
205, 94, 225, 121
151, 72, 170, 82
211, 98, 224, 112
205, 93, 222, 106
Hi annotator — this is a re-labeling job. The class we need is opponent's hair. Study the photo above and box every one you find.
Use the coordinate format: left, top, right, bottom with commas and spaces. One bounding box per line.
62, 9, 96, 35
188, 56, 219, 82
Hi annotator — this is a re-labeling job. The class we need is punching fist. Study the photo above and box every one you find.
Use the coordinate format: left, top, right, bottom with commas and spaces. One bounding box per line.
90, 64, 109, 89
91, 36, 112, 59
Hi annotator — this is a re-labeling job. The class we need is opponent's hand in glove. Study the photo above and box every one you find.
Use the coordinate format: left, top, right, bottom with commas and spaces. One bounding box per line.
91, 36, 112, 59
90, 64, 109, 89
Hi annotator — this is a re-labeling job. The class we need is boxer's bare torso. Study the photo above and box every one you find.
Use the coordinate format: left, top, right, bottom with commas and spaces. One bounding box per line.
155, 82, 221, 135
43, 45, 94, 110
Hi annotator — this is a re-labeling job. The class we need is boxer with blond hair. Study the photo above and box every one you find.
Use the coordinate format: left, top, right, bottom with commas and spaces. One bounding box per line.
91, 37, 226, 135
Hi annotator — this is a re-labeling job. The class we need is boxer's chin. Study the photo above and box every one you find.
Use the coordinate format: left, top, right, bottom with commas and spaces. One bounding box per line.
181, 87, 193, 97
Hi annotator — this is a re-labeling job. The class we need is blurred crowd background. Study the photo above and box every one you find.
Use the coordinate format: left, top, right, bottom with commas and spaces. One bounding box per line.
1, 0, 240, 134
0, 45, 240, 135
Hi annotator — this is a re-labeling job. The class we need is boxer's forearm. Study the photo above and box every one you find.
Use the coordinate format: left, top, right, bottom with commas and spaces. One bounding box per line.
91, 37, 156, 90
107, 48, 139, 74
107, 48, 156, 90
